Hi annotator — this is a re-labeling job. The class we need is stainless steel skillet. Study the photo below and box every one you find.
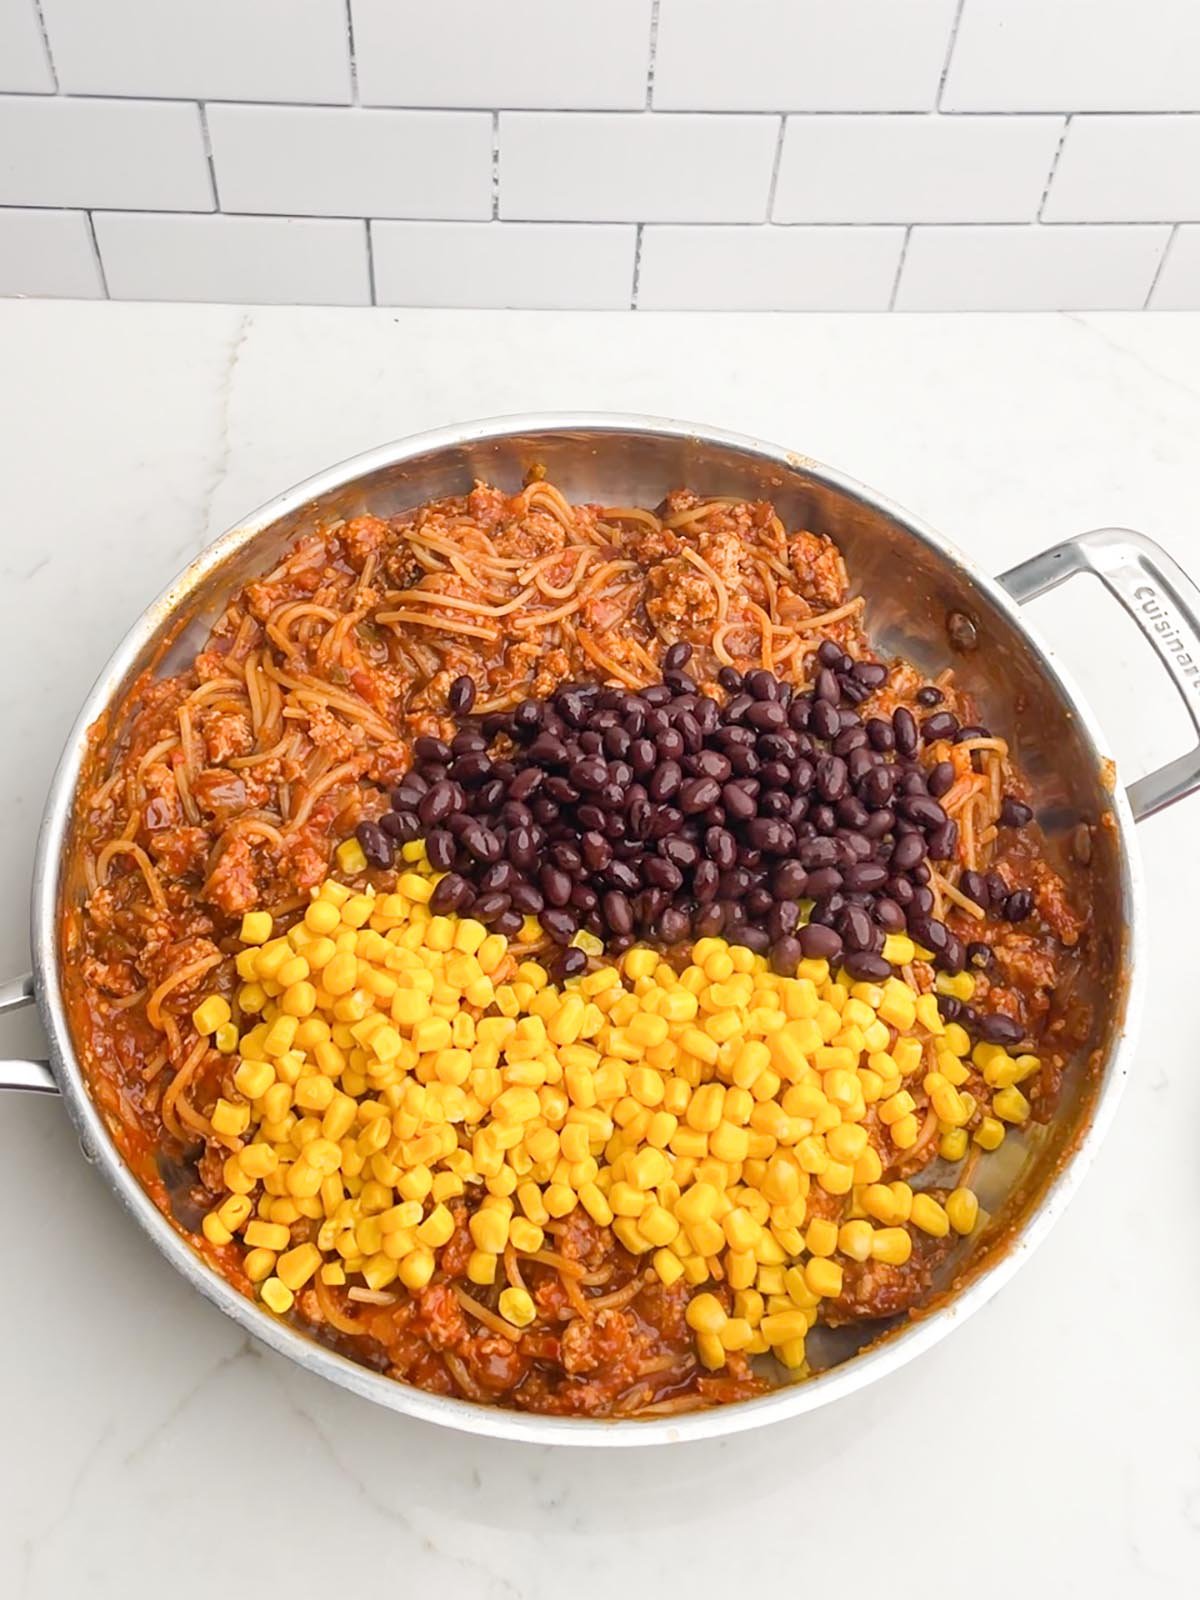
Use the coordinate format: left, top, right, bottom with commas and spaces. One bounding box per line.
4, 414, 1200, 1445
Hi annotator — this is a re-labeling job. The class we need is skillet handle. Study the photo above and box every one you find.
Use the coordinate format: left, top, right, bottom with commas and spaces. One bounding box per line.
997, 527, 1200, 823
0, 973, 57, 1094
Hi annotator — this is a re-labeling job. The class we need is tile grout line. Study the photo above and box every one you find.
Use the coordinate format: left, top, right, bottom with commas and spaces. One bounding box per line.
764, 117, 787, 221
198, 102, 221, 210
630, 222, 644, 309
1143, 223, 1180, 308
84, 209, 110, 298
364, 219, 377, 304
31, 0, 58, 92
491, 112, 500, 219
2, 89, 1200, 116
888, 225, 912, 310
645, 0, 662, 109
344, 0, 360, 103
1036, 115, 1071, 221
0, 204, 1185, 231
935, 0, 967, 110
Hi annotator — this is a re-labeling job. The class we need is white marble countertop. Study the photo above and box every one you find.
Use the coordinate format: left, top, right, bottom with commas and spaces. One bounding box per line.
3, 303, 1199, 1598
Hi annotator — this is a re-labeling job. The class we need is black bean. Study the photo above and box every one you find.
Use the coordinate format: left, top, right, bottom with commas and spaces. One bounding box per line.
844, 951, 891, 982
892, 706, 919, 756
717, 666, 743, 692
602, 890, 634, 936
851, 660, 887, 689
967, 940, 993, 970
915, 685, 943, 707
941, 933, 966, 975
479, 861, 517, 893
679, 776, 721, 814
771, 936, 804, 976
815, 754, 848, 802
648, 761, 682, 802
927, 819, 959, 860
353, 819, 393, 869
447, 674, 476, 714
510, 882, 545, 915
874, 897, 906, 933
979, 1012, 1024, 1046
921, 711, 959, 742
414, 735, 452, 765
1000, 795, 1034, 828
692, 749, 733, 782
810, 700, 840, 741
959, 870, 990, 910
1004, 888, 1034, 922
805, 865, 843, 898
380, 809, 420, 843
900, 794, 948, 830
493, 909, 524, 937
663, 640, 693, 672
473, 891, 512, 923
507, 767, 543, 803
462, 824, 501, 864
694, 860, 720, 902
550, 841, 583, 873
558, 947, 588, 979
418, 781, 458, 827
604, 859, 641, 893
541, 908, 578, 944
937, 995, 963, 1021
866, 717, 895, 753
890, 831, 926, 872
571, 884, 598, 913
746, 700, 786, 732
839, 905, 874, 951
926, 760, 955, 799
814, 667, 840, 705
731, 927, 771, 955
799, 923, 843, 961
538, 865, 573, 907
843, 861, 888, 892
428, 876, 473, 915
909, 915, 949, 954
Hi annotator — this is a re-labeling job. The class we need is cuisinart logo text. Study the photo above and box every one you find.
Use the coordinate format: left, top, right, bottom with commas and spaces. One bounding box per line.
1135, 584, 1200, 689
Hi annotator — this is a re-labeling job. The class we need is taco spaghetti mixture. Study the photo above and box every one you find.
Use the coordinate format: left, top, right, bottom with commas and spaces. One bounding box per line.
65, 479, 1089, 1416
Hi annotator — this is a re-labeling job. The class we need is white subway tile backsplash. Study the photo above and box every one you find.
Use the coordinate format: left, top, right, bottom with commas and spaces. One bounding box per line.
637, 225, 904, 309
95, 212, 370, 304
0, 0, 54, 93
40, 0, 352, 103
774, 115, 1063, 224
896, 225, 1170, 310
1043, 117, 1200, 223
207, 106, 492, 219
0, 97, 213, 210
0, 209, 102, 297
943, 0, 1200, 112
352, 0, 652, 109
654, 0, 958, 112
371, 221, 636, 307
500, 113, 778, 223
1150, 228, 1200, 309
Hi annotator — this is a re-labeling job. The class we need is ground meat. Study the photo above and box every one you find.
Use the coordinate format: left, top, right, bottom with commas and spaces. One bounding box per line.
992, 933, 1058, 1001
191, 767, 269, 824
203, 835, 259, 914
788, 529, 850, 610
825, 1228, 954, 1325
340, 515, 391, 571
140, 762, 182, 831
646, 558, 720, 629
202, 710, 253, 765
413, 1282, 469, 1350
1029, 858, 1084, 945
146, 824, 209, 878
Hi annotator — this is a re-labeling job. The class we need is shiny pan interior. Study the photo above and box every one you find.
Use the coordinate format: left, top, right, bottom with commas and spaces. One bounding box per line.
33, 416, 1139, 1445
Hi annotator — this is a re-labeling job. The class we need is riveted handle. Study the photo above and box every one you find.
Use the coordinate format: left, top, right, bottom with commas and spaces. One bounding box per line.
998, 528, 1200, 822
0, 973, 56, 1094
